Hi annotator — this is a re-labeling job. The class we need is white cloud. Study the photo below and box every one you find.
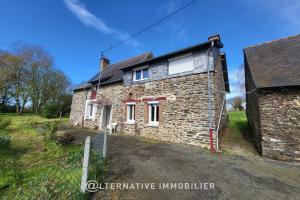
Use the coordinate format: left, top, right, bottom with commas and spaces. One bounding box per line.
157, 1, 190, 45
244, 0, 300, 32
64, 0, 143, 50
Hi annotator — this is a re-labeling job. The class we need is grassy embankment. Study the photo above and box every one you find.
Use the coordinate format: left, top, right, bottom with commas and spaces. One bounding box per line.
221, 111, 258, 156
0, 114, 85, 199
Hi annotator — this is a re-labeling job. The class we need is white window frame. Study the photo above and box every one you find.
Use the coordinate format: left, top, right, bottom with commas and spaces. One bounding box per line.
148, 101, 159, 126
126, 102, 136, 124
84, 100, 96, 120
133, 67, 149, 81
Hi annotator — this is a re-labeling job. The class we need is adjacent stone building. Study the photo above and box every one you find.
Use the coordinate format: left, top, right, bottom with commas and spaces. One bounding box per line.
244, 34, 300, 162
70, 35, 229, 149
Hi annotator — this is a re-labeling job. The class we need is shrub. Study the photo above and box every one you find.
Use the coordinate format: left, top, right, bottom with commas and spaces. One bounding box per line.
42, 104, 60, 118
0, 132, 11, 148
56, 133, 75, 145
0, 117, 11, 130
36, 121, 59, 141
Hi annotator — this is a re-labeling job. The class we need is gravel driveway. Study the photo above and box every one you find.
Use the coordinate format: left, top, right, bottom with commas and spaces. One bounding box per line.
93, 134, 300, 200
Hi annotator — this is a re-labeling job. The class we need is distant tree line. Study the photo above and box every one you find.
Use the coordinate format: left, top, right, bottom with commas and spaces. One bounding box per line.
0, 43, 72, 117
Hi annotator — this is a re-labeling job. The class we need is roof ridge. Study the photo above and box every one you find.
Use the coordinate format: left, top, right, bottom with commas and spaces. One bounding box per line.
244, 33, 300, 50
107, 51, 152, 68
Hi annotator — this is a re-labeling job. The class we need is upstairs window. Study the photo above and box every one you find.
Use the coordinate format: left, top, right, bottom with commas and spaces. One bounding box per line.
148, 101, 159, 126
133, 68, 149, 81
126, 102, 135, 123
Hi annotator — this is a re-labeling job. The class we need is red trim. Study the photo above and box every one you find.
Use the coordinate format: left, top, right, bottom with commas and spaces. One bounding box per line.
122, 99, 141, 103
90, 90, 97, 99
142, 96, 167, 102
210, 128, 215, 153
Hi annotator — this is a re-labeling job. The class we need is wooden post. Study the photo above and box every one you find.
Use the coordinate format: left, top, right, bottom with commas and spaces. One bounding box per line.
80, 136, 91, 193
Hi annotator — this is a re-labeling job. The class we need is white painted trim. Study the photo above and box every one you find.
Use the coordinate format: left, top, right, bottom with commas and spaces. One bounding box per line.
133, 67, 149, 81
148, 102, 159, 125
126, 102, 136, 105
126, 104, 135, 123
148, 101, 159, 104
84, 100, 95, 120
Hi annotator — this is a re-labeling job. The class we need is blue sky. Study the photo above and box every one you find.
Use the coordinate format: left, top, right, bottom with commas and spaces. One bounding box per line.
0, 0, 299, 97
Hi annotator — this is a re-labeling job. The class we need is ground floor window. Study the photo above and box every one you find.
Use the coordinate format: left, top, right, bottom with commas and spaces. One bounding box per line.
148, 101, 159, 126
126, 102, 135, 123
85, 100, 96, 120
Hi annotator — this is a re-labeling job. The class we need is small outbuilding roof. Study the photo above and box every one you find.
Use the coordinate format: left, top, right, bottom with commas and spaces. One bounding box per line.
244, 34, 300, 88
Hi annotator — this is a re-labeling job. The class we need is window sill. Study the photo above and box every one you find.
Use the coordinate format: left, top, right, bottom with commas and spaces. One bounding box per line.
133, 78, 148, 82
147, 123, 159, 127
84, 117, 94, 120
124, 121, 136, 125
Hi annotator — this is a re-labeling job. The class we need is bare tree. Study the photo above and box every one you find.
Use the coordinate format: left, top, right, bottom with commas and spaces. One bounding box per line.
234, 64, 245, 93
0, 44, 71, 114
230, 96, 244, 111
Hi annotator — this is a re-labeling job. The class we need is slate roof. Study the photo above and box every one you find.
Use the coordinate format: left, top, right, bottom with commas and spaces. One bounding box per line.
120, 38, 223, 71
244, 34, 300, 88
88, 52, 153, 85
73, 82, 92, 91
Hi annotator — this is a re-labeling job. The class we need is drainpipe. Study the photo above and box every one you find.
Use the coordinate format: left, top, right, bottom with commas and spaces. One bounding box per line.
207, 41, 215, 153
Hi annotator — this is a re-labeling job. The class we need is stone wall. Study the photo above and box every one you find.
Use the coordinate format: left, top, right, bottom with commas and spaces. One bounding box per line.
69, 47, 228, 149
69, 89, 88, 127
122, 73, 216, 148
258, 88, 300, 162
123, 48, 219, 86
69, 72, 222, 148
245, 58, 262, 153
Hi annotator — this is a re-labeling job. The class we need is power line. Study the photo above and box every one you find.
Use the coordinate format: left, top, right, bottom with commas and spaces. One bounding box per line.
101, 0, 199, 54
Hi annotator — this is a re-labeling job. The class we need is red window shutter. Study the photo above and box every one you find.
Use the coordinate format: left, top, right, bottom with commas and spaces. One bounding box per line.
91, 90, 96, 99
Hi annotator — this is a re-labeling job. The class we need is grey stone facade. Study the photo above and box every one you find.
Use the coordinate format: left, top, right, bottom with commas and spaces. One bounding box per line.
123, 48, 218, 86
70, 46, 228, 149
259, 89, 300, 161
245, 57, 300, 162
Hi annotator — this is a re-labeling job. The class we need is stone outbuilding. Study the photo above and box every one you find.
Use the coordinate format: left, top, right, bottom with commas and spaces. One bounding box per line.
70, 35, 229, 150
244, 34, 300, 161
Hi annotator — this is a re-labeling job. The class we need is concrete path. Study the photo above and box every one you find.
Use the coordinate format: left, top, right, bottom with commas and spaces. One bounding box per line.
93, 134, 300, 200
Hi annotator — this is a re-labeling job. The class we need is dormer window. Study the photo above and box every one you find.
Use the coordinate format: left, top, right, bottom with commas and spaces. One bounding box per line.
133, 68, 149, 81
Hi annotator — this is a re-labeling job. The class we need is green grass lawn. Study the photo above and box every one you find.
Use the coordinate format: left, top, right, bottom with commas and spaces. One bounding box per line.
0, 114, 86, 199
221, 111, 258, 155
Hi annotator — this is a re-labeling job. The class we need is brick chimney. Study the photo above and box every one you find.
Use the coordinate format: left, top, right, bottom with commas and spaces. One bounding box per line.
100, 56, 110, 71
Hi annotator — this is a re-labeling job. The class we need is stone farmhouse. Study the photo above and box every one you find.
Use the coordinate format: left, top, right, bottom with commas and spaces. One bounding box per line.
244, 34, 300, 161
70, 35, 230, 149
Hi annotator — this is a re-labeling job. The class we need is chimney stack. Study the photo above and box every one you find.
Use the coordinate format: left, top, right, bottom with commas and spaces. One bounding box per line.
100, 56, 110, 72
208, 34, 223, 48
